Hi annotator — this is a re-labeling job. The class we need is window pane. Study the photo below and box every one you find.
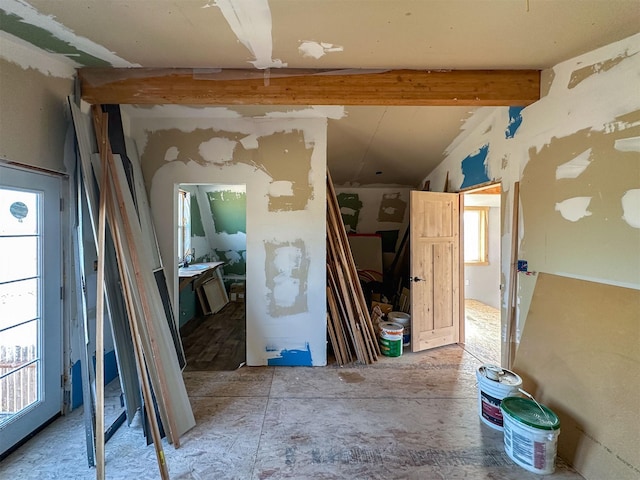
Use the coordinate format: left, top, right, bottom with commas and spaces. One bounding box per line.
0, 279, 39, 330
0, 320, 39, 424
0, 365, 39, 422
0, 189, 38, 236
0, 236, 38, 283
0, 320, 38, 369
464, 211, 480, 261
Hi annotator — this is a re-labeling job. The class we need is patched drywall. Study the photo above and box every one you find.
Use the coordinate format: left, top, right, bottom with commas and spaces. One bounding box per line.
264, 239, 309, 317
141, 128, 314, 213
129, 112, 327, 366
334, 187, 410, 272
422, 33, 640, 480
0, 0, 135, 68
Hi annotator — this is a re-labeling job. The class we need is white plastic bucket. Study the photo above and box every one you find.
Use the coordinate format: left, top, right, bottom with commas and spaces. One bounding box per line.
388, 311, 411, 346
379, 322, 403, 357
501, 396, 561, 475
476, 365, 522, 431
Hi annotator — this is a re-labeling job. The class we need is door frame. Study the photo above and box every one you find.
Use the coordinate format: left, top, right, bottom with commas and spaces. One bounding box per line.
0, 162, 64, 457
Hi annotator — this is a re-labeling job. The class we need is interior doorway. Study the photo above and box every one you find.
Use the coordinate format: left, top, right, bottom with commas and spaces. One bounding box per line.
461, 184, 501, 365
176, 184, 247, 371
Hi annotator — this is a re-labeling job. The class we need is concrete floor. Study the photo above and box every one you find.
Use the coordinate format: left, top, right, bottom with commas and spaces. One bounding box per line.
0, 345, 584, 479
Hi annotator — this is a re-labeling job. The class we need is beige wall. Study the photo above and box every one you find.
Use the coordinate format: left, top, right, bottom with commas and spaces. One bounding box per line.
0, 58, 73, 173
126, 109, 328, 366
423, 33, 640, 479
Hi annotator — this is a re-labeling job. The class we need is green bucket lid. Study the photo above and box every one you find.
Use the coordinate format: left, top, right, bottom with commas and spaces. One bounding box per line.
500, 397, 560, 431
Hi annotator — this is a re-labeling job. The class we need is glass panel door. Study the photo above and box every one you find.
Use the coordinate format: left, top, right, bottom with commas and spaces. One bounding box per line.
0, 165, 62, 456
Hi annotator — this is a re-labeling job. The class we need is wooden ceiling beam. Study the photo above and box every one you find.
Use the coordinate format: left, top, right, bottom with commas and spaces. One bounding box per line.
78, 68, 540, 106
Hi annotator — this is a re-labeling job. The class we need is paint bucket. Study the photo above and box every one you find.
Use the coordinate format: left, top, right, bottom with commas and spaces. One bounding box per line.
475, 364, 522, 431
500, 396, 561, 475
388, 311, 411, 346
379, 322, 403, 357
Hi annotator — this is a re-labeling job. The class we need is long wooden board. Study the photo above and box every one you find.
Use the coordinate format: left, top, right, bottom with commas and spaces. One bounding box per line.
78, 68, 540, 106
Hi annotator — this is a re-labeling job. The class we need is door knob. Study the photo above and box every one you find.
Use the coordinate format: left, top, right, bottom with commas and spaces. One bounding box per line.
409, 276, 424, 282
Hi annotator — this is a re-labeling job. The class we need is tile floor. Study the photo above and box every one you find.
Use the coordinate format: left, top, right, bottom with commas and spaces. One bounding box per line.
0, 345, 584, 479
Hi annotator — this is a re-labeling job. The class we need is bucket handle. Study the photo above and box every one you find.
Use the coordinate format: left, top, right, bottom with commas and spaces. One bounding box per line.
517, 388, 554, 426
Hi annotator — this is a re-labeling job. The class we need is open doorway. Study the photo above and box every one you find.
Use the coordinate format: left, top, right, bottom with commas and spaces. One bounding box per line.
461, 184, 501, 365
176, 184, 247, 371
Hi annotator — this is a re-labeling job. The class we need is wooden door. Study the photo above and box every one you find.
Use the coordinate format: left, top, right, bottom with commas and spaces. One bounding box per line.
410, 191, 462, 352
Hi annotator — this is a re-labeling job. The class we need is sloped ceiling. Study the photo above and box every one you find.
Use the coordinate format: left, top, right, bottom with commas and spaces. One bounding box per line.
1, 0, 639, 187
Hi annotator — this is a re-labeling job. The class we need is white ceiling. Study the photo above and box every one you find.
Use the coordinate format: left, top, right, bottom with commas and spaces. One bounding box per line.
2, 0, 639, 187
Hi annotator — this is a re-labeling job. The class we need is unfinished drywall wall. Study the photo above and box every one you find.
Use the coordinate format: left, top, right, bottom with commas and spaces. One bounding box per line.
422, 33, 640, 480
334, 186, 410, 271
0, 56, 73, 173
127, 109, 327, 366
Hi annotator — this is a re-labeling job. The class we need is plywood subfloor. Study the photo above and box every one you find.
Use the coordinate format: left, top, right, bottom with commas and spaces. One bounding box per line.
463, 299, 501, 365
0, 345, 584, 479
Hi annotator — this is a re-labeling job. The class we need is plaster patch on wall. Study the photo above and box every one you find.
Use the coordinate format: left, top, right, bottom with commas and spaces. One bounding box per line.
337, 193, 363, 232
0, 1, 136, 67
266, 342, 312, 366
505, 106, 524, 139
377, 193, 407, 223
460, 144, 490, 189
265, 240, 309, 317
123, 104, 243, 119
269, 181, 294, 197
621, 190, 640, 228
555, 197, 593, 222
240, 133, 259, 150
555, 148, 592, 180
520, 125, 640, 284
208, 0, 285, 69
257, 130, 314, 212
164, 146, 179, 161
265, 106, 345, 120
298, 40, 343, 59
214, 249, 246, 275
140, 128, 314, 212
568, 52, 632, 89
199, 136, 237, 164
614, 136, 640, 152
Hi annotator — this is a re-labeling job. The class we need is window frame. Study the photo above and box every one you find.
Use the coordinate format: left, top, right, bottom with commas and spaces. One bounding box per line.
463, 206, 489, 266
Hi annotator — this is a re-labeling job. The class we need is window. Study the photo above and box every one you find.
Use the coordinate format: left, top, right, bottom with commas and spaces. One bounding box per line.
464, 207, 489, 265
177, 189, 191, 264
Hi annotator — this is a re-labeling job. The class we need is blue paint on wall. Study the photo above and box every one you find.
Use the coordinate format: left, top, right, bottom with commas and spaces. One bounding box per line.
72, 350, 119, 409
460, 144, 491, 189
505, 106, 524, 139
267, 343, 313, 366
71, 360, 83, 409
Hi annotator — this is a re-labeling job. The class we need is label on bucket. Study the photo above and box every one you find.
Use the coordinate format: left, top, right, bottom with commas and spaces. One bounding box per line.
379, 337, 402, 357
480, 391, 504, 426
504, 422, 549, 470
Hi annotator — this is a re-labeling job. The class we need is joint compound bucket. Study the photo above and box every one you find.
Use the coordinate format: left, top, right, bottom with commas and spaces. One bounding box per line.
476, 365, 522, 431
379, 322, 403, 357
501, 396, 561, 475
388, 312, 411, 346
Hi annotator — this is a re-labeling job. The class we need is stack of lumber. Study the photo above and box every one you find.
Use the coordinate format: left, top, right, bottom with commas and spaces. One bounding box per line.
326, 171, 380, 365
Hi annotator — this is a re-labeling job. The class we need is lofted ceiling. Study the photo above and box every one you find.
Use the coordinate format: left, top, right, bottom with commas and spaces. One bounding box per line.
1, 0, 639, 187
